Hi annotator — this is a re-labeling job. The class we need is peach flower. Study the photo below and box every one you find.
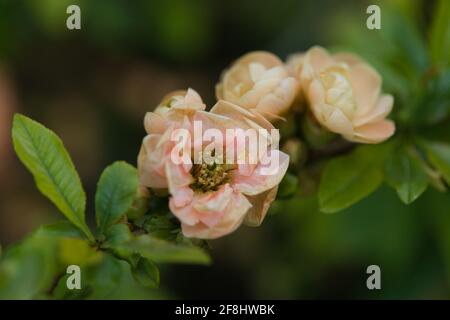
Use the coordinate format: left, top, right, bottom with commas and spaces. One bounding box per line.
138, 89, 289, 239
138, 88, 206, 190
295, 46, 395, 143
216, 51, 298, 120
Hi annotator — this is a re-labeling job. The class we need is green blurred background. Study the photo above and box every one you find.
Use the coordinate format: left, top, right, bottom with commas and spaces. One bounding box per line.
0, 0, 449, 299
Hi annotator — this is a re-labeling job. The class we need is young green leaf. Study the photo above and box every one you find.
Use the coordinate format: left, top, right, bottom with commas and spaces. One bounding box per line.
132, 258, 160, 288
143, 213, 180, 241
117, 235, 211, 265
11, 114, 93, 241
423, 141, 450, 184
95, 161, 138, 234
429, 0, 450, 66
385, 148, 428, 204
35, 221, 85, 239
104, 224, 132, 247
319, 143, 392, 213
0, 237, 59, 299
59, 238, 102, 266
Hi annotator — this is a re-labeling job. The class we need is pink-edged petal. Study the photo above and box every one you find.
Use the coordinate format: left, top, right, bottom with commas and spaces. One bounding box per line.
286, 53, 305, 78
144, 112, 167, 135
349, 63, 382, 116
137, 144, 168, 189
249, 63, 267, 82
215, 83, 224, 100
210, 100, 275, 133
181, 191, 252, 239
349, 119, 395, 143
194, 184, 233, 227
244, 186, 278, 227
184, 88, 204, 106
236, 51, 282, 69
333, 52, 362, 67
165, 161, 193, 196
323, 107, 354, 136
255, 92, 286, 116
301, 46, 333, 82
137, 133, 172, 189
353, 94, 394, 126
194, 184, 233, 214
308, 79, 326, 108
169, 198, 199, 226
233, 150, 289, 196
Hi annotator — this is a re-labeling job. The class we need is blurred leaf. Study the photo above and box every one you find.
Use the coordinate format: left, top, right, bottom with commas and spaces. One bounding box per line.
429, 0, 450, 66
59, 238, 102, 267
84, 255, 123, 299
95, 161, 138, 234
423, 141, 450, 184
126, 196, 149, 221
413, 69, 450, 125
0, 237, 58, 299
52, 273, 93, 300
104, 224, 132, 247
55, 254, 123, 299
277, 172, 299, 198
12, 114, 93, 240
382, 10, 429, 75
145, 0, 214, 62
132, 258, 160, 289
385, 147, 428, 204
26, 0, 85, 36
35, 221, 85, 239
143, 213, 180, 241
117, 235, 211, 265
319, 143, 392, 213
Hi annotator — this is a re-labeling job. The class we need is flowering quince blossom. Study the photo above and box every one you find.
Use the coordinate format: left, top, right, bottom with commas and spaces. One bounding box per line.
290, 46, 395, 143
216, 51, 298, 121
138, 89, 289, 239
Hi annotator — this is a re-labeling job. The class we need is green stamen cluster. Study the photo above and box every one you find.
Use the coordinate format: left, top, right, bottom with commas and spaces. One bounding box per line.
190, 163, 233, 193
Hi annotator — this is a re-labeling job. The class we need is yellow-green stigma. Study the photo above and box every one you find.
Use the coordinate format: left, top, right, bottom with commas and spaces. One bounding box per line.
190, 163, 232, 193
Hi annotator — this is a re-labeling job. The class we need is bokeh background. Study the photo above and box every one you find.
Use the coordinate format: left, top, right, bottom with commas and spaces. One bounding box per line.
1, 0, 449, 299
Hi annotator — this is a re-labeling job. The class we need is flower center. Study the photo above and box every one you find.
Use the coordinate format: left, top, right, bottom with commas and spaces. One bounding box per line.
190, 163, 233, 193
320, 65, 356, 119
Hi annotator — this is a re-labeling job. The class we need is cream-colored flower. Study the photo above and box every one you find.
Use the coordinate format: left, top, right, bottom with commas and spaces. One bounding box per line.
216, 51, 298, 120
296, 46, 395, 144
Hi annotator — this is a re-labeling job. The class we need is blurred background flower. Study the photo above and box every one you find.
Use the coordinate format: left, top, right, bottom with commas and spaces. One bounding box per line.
0, 0, 449, 299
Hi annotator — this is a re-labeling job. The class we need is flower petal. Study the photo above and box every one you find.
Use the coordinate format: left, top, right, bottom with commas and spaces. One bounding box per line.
349, 119, 395, 143
232, 150, 289, 196
181, 191, 252, 239
324, 107, 354, 136
354, 94, 394, 126
349, 63, 382, 116
244, 186, 278, 227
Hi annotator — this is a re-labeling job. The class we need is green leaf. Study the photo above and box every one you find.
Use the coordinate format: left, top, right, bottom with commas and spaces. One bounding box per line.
423, 141, 450, 184
11, 114, 93, 240
52, 254, 125, 300
59, 238, 102, 267
132, 258, 160, 289
319, 143, 392, 213
117, 235, 211, 265
35, 221, 85, 239
413, 70, 450, 125
104, 224, 132, 246
143, 213, 180, 240
429, 0, 450, 66
95, 161, 138, 234
0, 237, 59, 299
277, 172, 298, 198
385, 148, 429, 204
